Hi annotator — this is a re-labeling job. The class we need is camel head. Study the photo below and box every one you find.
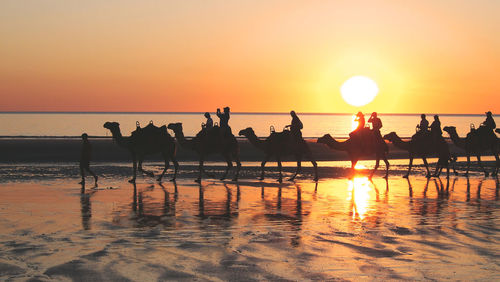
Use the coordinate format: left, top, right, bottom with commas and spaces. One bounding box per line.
238, 127, 255, 137
443, 126, 456, 135
103, 121, 120, 131
383, 132, 398, 141
167, 122, 183, 133
317, 134, 333, 145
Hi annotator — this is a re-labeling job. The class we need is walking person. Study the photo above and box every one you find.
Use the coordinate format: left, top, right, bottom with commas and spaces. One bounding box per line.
79, 133, 98, 186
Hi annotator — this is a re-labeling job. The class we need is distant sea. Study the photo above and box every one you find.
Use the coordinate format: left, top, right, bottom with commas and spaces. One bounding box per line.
0, 112, 497, 138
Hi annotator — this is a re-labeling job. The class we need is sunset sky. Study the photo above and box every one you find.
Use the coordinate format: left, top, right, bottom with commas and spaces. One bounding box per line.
1, 1, 499, 113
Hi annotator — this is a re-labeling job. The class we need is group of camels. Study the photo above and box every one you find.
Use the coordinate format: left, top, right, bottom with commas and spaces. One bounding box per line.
103, 120, 500, 183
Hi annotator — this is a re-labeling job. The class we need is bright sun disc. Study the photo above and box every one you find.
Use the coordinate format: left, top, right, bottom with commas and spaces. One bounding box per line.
341, 76, 379, 107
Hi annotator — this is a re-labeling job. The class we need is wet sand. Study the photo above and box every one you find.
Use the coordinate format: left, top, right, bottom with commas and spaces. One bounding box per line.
0, 172, 499, 281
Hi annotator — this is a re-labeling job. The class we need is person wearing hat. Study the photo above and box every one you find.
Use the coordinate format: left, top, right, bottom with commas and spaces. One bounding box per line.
217, 106, 232, 136
368, 112, 386, 150
79, 133, 98, 186
481, 111, 496, 130
354, 111, 365, 132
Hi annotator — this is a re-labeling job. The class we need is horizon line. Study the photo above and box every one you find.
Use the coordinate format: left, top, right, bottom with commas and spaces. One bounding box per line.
0, 111, 495, 116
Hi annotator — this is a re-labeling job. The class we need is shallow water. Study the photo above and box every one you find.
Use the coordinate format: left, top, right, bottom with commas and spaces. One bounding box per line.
0, 175, 498, 280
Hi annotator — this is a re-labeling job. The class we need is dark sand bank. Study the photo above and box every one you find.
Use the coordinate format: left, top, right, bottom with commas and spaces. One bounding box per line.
0, 137, 472, 163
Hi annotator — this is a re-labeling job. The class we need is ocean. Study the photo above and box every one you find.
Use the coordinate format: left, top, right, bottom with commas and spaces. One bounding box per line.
0, 112, 497, 138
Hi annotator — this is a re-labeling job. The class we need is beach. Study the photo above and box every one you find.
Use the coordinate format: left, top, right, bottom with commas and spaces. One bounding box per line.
0, 140, 499, 280
0, 175, 499, 281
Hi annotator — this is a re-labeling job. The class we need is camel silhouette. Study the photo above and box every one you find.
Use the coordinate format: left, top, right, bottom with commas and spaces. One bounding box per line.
103, 122, 179, 183
317, 133, 389, 179
167, 123, 241, 182
383, 132, 455, 178
443, 126, 499, 176
238, 127, 318, 183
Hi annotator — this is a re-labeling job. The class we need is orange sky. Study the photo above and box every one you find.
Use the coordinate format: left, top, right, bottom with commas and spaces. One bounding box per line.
1, 1, 499, 113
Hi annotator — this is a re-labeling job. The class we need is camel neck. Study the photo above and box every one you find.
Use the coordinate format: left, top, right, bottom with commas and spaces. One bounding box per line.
109, 128, 127, 146
447, 130, 466, 149
245, 132, 265, 150
325, 136, 349, 151
389, 134, 410, 151
173, 130, 193, 148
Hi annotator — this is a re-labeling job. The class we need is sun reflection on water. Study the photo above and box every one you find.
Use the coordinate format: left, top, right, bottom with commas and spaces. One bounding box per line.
347, 177, 373, 221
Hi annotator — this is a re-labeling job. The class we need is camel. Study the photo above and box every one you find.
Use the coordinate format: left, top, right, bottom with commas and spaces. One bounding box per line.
443, 126, 499, 176
383, 132, 455, 178
103, 122, 179, 183
167, 123, 241, 182
317, 133, 389, 179
238, 127, 318, 182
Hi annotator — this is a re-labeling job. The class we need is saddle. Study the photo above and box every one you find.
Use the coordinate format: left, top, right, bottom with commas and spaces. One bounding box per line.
350, 128, 387, 154
131, 121, 168, 139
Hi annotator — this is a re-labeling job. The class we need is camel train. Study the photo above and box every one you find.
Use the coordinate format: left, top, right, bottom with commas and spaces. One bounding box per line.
101, 112, 499, 183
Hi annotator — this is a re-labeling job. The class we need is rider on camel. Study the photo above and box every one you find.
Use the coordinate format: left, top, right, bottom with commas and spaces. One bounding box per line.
417, 114, 429, 133
285, 110, 303, 142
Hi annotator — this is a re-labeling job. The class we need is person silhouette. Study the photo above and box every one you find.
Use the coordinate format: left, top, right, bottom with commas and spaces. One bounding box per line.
417, 114, 429, 132
217, 106, 231, 136
430, 115, 442, 136
355, 112, 365, 132
79, 133, 98, 186
203, 112, 213, 129
481, 111, 496, 130
368, 112, 384, 147
285, 110, 303, 140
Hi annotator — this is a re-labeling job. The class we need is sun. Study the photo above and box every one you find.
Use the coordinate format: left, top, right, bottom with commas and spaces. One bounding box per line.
341, 76, 379, 107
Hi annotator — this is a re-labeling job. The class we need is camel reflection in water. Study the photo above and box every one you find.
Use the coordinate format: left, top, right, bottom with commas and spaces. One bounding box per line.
112, 182, 179, 228
259, 182, 307, 247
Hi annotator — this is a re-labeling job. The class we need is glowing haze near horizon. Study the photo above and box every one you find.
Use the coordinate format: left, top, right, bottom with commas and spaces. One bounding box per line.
1, 1, 499, 113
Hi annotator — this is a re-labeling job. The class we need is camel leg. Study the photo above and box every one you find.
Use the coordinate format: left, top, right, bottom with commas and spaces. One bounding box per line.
465, 154, 471, 177
138, 159, 154, 178
130, 158, 137, 183
171, 157, 179, 181
288, 155, 301, 181
260, 155, 271, 180
369, 157, 380, 180
305, 148, 319, 181
476, 154, 489, 177
383, 157, 389, 179
196, 157, 204, 183
277, 156, 283, 183
232, 153, 241, 181
422, 157, 431, 178
494, 153, 499, 177
221, 154, 233, 181
157, 153, 170, 183
403, 154, 414, 178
